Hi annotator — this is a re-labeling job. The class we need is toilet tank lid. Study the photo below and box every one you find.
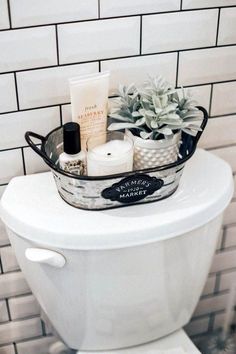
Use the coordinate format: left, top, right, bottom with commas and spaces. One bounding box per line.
0, 149, 234, 250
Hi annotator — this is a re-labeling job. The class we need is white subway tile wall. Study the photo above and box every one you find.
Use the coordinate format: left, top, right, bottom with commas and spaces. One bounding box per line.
16, 62, 98, 109
0, 1, 235, 351
101, 53, 177, 94
0, 246, 19, 273
8, 295, 40, 320
142, 10, 218, 54
100, 0, 181, 17
0, 27, 57, 73
58, 17, 140, 64
23, 147, 49, 175
211, 82, 236, 116
0, 150, 24, 184
178, 46, 236, 86
10, 0, 98, 27
0, 107, 60, 150
0, 300, 9, 323
182, 0, 236, 9
0, 0, 9, 30
0, 74, 17, 113
218, 7, 236, 45
0, 345, 15, 354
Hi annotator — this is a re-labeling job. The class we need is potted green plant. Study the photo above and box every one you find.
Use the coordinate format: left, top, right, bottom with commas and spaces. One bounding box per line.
108, 76, 202, 170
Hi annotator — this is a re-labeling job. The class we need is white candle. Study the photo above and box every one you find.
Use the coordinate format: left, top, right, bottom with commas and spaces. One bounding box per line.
87, 139, 133, 176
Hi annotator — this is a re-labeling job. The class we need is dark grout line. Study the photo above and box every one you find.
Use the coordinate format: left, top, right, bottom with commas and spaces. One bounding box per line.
214, 272, 222, 293
0, 43, 235, 76
139, 15, 142, 55
0, 5, 236, 33
41, 319, 47, 336
208, 313, 215, 332
175, 51, 180, 87
220, 226, 227, 250
0, 103, 235, 121
0, 334, 46, 348
215, 8, 221, 46
13, 72, 20, 111
209, 84, 214, 117
192, 308, 228, 322
5, 298, 12, 321
21, 148, 26, 175
0, 103, 63, 116
55, 25, 60, 65
13, 343, 18, 354
0, 256, 3, 273
180, 0, 183, 11
6, 0, 12, 28
98, 0, 101, 19
207, 142, 236, 151
210, 111, 236, 118
59, 105, 63, 126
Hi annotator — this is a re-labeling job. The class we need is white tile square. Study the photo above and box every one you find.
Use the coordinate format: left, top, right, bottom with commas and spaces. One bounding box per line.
17, 62, 98, 109
211, 146, 236, 173
219, 269, 236, 291
211, 82, 236, 116
142, 10, 218, 54
9, 295, 40, 320
0, 246, 19, 273
0, 0, 9, 29
0, 345, 15, 354
0, 217, 9, 247
101, 53, 177, 95
100, 0, 180, 17
0, 26, 57, 73
10, 0, 98, 27
0, 107, 60, 150
0, 74, 17, 113
225, 226, 236, 248
211, 247, 236, 273
58, 17, 140, 64
178, 46, 236, 86
17, 336, 56, 354
0, 317, 42, 345
0, 300, 9, 322
182, 0, 236, 9
223, 202, 236, 225
199, 116, 236, 149
218, 7, 236, 45
23, 147, 50, 175
61, 104, 72, 124
0, 149, 24, 184
193, 293, 228, 316
0, 272, 30, 299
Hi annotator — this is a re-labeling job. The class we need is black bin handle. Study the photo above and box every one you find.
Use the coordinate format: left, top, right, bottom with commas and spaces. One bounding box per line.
25, 131, 53, 166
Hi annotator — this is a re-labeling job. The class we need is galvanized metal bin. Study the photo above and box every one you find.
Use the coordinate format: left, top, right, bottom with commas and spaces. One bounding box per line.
25, 106, 208, 210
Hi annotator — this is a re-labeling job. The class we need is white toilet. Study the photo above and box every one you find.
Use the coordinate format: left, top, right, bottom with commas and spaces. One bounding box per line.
0, 149, 234, 354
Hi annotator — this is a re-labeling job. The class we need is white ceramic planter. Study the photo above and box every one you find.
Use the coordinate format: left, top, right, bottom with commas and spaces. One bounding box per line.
126, 130, 181, 170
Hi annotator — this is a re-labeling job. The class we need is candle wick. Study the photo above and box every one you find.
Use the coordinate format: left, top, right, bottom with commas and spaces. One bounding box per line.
107, 152, 111, 156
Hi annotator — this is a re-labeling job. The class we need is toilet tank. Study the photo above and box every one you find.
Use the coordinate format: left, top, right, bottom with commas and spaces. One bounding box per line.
0, 149, 234, 351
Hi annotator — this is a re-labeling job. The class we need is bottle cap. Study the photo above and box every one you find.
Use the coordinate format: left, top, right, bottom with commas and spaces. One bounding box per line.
63, 122, 81, 155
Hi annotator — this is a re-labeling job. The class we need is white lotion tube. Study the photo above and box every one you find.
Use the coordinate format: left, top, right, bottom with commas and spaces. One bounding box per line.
69, 71, 110, 150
